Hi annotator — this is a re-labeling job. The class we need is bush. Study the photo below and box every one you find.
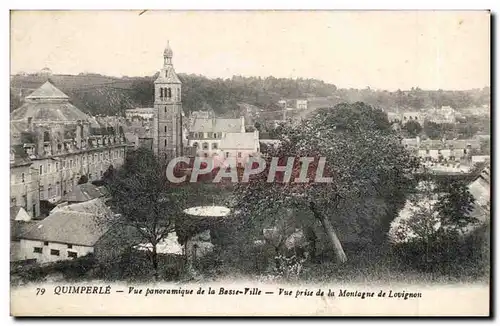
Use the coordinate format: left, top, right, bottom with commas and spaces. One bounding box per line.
392, 224, 490, 278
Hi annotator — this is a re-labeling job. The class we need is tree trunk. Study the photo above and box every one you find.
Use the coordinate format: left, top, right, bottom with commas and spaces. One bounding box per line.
309, 202, 347, 263
151, 244, 159, 281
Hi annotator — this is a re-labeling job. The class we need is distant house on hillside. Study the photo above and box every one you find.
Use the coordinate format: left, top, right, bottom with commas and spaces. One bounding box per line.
125, 108, 154, 120
296, 99, 308, 110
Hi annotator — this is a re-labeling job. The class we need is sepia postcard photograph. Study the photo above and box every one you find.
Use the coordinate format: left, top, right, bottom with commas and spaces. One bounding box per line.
8, 9, 491, 317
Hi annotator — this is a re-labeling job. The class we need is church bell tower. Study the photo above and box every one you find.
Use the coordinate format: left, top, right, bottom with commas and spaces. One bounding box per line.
153, 41, 183, 159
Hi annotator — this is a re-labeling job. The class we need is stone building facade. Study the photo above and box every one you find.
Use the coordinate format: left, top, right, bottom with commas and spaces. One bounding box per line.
10, 81, 128, 218
153, 42, 184, 159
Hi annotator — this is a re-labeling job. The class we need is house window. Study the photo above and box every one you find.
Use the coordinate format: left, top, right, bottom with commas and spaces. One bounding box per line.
213, 133, 217, 138
33, 247, 42, 254
238, 152, 242, 158
44, 241, 49, 246
68, 251, 78, 259
68, 244, 73, 249
165, 107, 167, 113
160, 88, 164, 98
164, 126, 167, 133
226, 152, 230, 158
202, 142, 209, 150
39, 165, 43, 175
192, 142, 199, 149
165, 139, 167, 147
50, 249, 60, 256
204, 153, 209, 158
426, 149, 430, 154
10, 197, 16, 206
212, 143, 218, 150
21, 173, 25, 183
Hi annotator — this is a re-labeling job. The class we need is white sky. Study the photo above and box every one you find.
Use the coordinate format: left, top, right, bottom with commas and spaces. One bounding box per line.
10, 10, 490, 90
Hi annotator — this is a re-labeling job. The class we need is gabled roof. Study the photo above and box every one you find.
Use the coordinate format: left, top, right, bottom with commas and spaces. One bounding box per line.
11, 220, 38, 240
61, 184, 107, 203
190, 118, 243, 133
155, 66, 181, 84
53, 198, 112, 217
25, 81, 69, 100
10, 207, 21, 221
20, 209, 115, 246
219, 132, 258, 150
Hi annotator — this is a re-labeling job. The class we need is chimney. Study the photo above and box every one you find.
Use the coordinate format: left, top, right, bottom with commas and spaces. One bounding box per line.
82, 121, 90, 140
76, 122, 82, 149
240, 116, 245, 133
50, 127, 57, 155
34, 125, 44, 157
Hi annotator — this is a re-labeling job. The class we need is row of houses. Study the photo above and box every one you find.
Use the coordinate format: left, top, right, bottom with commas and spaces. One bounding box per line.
387, 106, 462, 125
401, 137, 483, 162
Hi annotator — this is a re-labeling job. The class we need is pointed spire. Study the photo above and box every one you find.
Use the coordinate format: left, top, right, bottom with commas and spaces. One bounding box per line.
164, 40, 173, 59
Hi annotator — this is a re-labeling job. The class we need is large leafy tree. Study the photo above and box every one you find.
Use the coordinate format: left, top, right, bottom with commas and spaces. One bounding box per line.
392, 176, 477, 269
106, 148, 188, 280
233, 102, 419, 263
403, 120, 423, 137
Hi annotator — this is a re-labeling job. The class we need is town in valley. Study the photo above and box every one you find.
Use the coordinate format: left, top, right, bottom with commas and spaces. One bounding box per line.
9, 12, 490, 291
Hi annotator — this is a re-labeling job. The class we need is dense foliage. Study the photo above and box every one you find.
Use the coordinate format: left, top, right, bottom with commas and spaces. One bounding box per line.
10, 73, 490, 117
232, 102, 420, 263
105, 148, 189, 279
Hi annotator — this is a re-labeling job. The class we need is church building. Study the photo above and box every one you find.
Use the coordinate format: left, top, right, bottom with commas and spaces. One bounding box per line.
153, 42, 184, 159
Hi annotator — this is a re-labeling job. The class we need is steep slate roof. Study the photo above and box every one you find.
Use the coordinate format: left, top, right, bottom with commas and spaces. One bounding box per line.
61, 184, 107, 203
11, 220, 38, 241
25, 81, 69, 100
10, 144, 31, 166
155, 66, 181, 84
52, 198, 112, 217
219, 132, 258, 150
10, 207, 21, 221
191, 118, 243, 133
20, 210, 115, 246
11, 81, 90, 123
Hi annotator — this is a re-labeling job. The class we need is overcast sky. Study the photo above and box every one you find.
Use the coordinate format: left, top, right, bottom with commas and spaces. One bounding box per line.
10, 10, 490, 90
